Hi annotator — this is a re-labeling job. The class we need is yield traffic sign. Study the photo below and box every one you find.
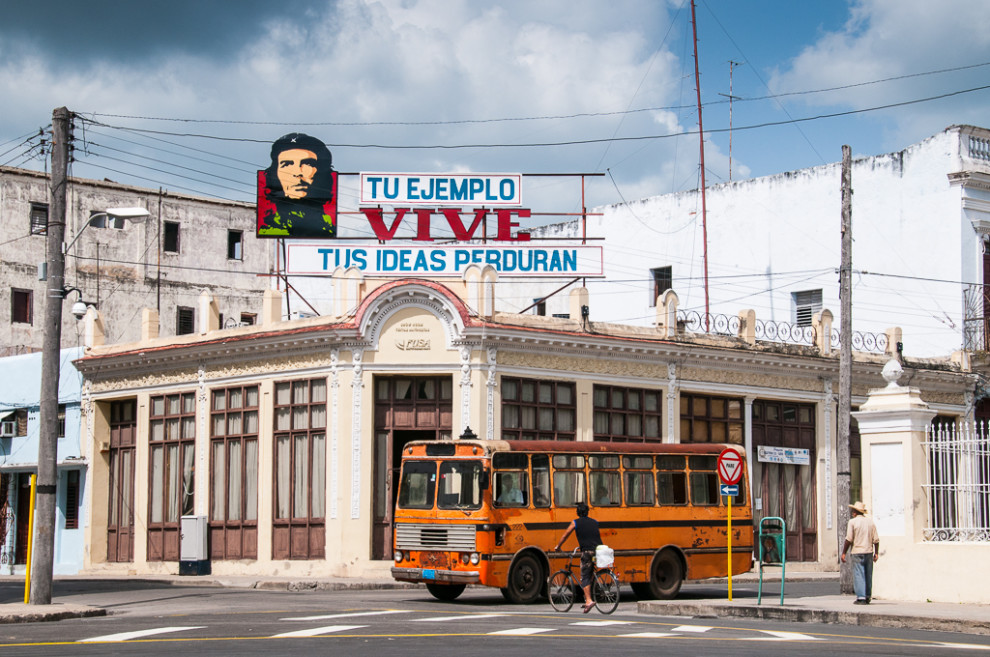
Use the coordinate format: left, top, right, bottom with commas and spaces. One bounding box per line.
717, 448, 743, 485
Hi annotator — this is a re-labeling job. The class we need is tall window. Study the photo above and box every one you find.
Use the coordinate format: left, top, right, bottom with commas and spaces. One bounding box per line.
792, 289, 822, 327
210, 385, 259, 559
64, 470, 80, 529
163, 221, 180, 253
593, 385, 662, 442
501, 377, 576, 441
273, 378, 327, 560
227, 230, 243, 260
11, 289, 32, 324
651, 266, 673, 306
679, 392, 744, 444
148, 392, 196, 561
57, 404, 66, 438
532, 298, 546, 316
176, 306, 195, 335
30, 203, 48, 235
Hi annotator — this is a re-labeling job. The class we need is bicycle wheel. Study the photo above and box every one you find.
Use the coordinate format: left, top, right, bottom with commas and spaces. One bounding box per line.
548, 570, 576, 612
593, 570, 620, 614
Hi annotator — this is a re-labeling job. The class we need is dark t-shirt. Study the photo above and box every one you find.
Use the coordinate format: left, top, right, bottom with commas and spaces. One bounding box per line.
574, 516, 602, 551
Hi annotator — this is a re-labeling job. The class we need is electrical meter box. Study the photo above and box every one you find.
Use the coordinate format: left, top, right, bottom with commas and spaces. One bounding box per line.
179, 515, 210, 575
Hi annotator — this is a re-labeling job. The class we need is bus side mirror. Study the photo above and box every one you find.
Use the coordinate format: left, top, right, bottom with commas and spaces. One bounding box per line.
480, 471, 490, 491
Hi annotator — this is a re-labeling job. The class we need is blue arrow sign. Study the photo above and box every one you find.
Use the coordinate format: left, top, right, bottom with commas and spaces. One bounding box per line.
719, 484, 739, 496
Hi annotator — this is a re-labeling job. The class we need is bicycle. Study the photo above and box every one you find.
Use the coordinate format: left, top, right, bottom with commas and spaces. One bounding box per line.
547, 548, 620, 614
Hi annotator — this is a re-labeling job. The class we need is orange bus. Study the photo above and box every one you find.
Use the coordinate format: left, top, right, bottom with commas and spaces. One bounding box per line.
391, 439, 753, 603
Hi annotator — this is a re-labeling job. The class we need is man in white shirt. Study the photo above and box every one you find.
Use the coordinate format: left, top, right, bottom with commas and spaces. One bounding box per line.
840, 501, 880, 604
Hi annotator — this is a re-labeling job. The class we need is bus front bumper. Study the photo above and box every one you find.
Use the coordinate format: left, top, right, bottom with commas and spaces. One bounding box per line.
391, 567, 481, 584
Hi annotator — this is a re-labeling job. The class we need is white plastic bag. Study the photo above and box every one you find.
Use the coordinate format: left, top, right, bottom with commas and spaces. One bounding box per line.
596, 544, 614, 568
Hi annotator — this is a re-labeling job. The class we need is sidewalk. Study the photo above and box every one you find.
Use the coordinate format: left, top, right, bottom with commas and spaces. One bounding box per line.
1, 573, 988, 636
639, 573, 990, 636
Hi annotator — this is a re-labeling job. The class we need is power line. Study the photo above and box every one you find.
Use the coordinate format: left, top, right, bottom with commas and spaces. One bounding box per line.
77, 61, 990, 128
78, 84, 990, 151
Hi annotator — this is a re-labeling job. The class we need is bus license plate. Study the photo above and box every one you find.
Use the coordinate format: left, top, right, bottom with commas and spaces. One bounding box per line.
422, 569, 436, 580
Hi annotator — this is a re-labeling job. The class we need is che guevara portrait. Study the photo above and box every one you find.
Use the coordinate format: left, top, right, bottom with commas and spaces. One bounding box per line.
257, 132, 338, 238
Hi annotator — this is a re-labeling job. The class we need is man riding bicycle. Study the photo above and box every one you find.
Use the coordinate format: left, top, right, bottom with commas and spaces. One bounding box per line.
553, 502, 602, 613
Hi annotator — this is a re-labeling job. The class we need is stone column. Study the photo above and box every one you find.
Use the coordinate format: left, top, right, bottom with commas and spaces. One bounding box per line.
851, 359, 935, 601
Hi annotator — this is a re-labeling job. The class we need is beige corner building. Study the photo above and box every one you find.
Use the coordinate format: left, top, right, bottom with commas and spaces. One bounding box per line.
74, 275, 973, 578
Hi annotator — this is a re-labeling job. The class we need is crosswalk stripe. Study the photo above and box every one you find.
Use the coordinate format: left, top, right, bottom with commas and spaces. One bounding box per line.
750, 630, 821, 641
78, 626, 205, 643
283, 610, 412, 621
272, 624, 367, 638
672, 625, 712, 633
570, 620, 635, 626
620, 632, 677, 638
488, 628, 555, 635
412, 614, 506, 622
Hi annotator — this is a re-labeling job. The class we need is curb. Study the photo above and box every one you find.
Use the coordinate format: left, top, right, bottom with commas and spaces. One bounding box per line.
637, 601, 990, 636
0, 606, 106, 625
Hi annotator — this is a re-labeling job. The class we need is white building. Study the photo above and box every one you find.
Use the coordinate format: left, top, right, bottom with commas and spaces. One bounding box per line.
517, 125, 990, 362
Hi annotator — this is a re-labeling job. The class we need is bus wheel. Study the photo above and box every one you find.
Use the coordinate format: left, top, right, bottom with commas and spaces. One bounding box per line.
503, 553, 544, 604
648, 550, 683, 600
630, 582, 655, 600
426, 583, 466, 601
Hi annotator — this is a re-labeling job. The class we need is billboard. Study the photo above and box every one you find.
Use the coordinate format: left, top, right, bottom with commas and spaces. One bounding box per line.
286, 244, 604, 277
257, 133, 338, 238
360, 173, 522, 206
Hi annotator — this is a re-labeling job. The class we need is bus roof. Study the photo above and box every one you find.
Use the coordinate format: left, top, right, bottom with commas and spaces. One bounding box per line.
401, 439, 743, 457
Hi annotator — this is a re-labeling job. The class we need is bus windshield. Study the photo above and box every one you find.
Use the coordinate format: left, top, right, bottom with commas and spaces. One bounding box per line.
397, 459, 484, 510
437, 460, 484, 510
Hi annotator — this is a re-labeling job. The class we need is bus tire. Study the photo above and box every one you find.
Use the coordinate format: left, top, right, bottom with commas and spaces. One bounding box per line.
426, 583, 466, 601
648, 549, 684, 600
630, 582, 655, 599
502, 553, 544, 604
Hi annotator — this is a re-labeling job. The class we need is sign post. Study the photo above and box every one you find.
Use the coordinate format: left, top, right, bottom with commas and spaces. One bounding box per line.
717, 448, 743, 601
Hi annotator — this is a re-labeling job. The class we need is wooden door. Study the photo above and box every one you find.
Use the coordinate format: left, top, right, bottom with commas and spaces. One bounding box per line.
107, 400, 136, 562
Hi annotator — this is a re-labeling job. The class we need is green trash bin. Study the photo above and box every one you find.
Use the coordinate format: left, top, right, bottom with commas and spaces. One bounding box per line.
758, 517, 786, 605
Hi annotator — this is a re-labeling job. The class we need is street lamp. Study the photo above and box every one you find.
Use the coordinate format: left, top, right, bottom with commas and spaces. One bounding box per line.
31, 200, 149, 605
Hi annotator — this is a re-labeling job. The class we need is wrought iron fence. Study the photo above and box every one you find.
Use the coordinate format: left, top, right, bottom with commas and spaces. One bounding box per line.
755, 318, 814, 346
829, 328, 888, 354
963, 284, 987, 352
678, 311, 739, 336
922, 421, 990, 542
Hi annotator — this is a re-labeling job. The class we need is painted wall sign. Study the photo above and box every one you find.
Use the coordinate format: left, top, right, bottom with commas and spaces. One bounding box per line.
257, 133, 338, 238
756, 445, 811, 466
286, 244, 604, 277
360, 173, 522, 206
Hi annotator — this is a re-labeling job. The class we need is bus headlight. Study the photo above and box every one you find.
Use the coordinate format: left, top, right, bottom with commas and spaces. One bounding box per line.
470, 553, 480, 565
461, 553, 470, 564
394, 551, 404, 563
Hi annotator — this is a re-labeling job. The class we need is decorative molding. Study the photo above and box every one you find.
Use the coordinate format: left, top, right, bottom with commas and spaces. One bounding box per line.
360, 287, 464, 351
351, 348, 364, 520
459, 346, 472, 434
330, 349, 339, 520
823, 379, 834, 531
666, 363, 678, 442
486, 347, 497, 440
197, 363, 209, 516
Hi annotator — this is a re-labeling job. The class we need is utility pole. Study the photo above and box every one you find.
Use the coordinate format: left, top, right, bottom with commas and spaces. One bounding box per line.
718, 60, 742, 181
690, 0, 710, 329
838, 145, 853, 594
31, 106, 71, 604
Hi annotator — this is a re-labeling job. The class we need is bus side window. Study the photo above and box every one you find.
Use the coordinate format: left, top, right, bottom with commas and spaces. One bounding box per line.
657, 455, 687, 505
552, 470, 586, 506
532, 454, 550, 507
495, 471, 528, 507
688, 455, 720, 506
623, 455, 655, 506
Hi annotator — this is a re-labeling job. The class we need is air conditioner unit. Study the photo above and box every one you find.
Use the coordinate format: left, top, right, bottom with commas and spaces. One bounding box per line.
0, 421, 16, 438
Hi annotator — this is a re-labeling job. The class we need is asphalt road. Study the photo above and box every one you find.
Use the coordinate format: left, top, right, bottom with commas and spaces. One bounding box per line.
0, 581, 987, 656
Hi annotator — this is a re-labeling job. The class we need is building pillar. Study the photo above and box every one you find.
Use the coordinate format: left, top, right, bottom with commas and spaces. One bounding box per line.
851, 360, 935, 601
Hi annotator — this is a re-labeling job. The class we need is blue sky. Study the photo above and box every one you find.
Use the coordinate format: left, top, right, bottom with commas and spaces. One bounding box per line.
1, 0, 988, 219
